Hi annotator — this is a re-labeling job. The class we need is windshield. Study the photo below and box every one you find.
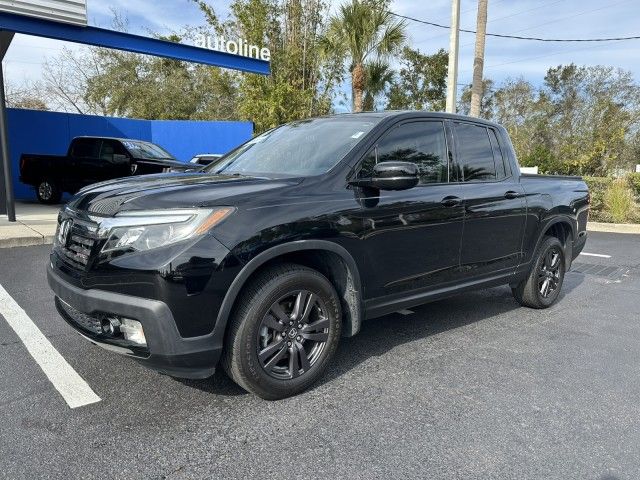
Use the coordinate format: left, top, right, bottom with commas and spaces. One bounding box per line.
122, 140, 176, 161
206, 117, 380, 176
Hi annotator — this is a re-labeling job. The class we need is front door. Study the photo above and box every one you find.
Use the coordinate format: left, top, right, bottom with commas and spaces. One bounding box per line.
355, 120, 465, 300
453, 122, 527, 279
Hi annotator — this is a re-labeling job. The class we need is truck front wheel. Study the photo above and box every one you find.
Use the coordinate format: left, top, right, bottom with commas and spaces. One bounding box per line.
512, 236, 566, 309
36, 179, 62, 204
223, 263, 342, 400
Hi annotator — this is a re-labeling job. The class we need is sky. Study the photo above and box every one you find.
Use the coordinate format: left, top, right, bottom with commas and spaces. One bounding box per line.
4, 0, 640, 111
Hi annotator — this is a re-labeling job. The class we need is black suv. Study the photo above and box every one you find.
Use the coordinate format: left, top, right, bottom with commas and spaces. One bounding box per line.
48, 112, 589, 399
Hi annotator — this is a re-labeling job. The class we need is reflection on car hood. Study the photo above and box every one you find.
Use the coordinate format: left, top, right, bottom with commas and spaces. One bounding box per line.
67, 172, 303, 216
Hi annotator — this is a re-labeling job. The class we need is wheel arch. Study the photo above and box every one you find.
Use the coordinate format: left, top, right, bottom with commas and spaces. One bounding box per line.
535, 216, 576, 269
213, 240, 364, 349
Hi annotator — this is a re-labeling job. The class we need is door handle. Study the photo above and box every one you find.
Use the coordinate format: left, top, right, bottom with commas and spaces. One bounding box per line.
441, 195, 462, 207
504, 191, 522, 199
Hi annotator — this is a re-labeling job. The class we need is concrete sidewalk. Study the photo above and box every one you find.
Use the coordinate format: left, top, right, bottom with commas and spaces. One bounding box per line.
0, 201, 59, 248
1, 202, 640, 248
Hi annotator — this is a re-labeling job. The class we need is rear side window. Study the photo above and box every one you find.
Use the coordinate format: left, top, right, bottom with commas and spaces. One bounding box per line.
454, 123, 496, 182
360, 121, 448, 184
71, 139, 101, 158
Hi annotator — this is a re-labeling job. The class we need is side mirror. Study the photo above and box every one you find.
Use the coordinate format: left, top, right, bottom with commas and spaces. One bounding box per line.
350, 161, 419, 191
112, 154, 129, 164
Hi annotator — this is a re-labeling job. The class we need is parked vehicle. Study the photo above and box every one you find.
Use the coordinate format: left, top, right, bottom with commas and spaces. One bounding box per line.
47, 112, 590, 399
190, 153, 223, 167
20, 136, 189, 204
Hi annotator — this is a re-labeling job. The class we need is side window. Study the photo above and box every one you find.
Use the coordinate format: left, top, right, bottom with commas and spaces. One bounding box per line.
488, 129, 508, 179
99, 141, 115, 161
71, 139, 101, 158
454, 123, 496, 182
360, 121, 448, 184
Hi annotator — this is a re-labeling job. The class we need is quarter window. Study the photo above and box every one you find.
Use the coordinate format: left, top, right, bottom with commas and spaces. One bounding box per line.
488, 129, 508, 179
454, 123, 496, 182
360, 121, 448, 184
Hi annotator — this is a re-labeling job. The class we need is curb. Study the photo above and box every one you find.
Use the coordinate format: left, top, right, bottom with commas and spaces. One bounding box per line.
0, 235, 52, 249
587, 222, 640, 235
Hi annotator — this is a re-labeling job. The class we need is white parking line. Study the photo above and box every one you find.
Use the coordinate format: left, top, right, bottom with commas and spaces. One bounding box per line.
580, 252, 612, 259
0, 284, 101, 409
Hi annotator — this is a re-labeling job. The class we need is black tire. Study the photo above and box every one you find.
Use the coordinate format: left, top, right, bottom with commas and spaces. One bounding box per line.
512, 236, 566, 309
223, 263, 342, 400
36, 179, 62, 204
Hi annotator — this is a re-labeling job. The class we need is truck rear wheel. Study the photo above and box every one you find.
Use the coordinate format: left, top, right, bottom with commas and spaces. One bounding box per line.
512, 236, 566, 309
36, 179, 62, 204
223, 263, 342, 400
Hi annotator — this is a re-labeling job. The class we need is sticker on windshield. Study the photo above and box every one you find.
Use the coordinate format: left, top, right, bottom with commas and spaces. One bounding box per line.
122, 141, 138, 149
351, 131, 365, 139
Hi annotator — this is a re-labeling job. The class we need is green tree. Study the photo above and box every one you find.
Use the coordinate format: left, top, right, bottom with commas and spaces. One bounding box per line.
386, 47, 448, 111
325, 0, 406, 112
458, 78, 494, 118
362, 60, 393, 111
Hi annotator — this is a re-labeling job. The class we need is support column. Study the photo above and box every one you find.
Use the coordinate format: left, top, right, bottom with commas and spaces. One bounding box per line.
445, 0, 460, 114
0, 30, 14, 220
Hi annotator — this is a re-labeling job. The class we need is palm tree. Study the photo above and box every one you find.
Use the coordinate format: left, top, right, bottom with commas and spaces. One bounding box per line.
326, 0, 406, 112
363, 60, 394, 111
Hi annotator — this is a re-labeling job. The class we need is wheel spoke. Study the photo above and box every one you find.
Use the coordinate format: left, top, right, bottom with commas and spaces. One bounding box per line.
291, 291, 310, 321
301, 331, 329, 342
301, 318, 329, 333
269, 302, 290, 324
540, 278, 550, 297
263, 344, 288, 370
262, 313, 286, 332
300, 293, 317, 323
289, 345, 300, 378
296, 342, 311, 372
550, 252, 560, 269
258, 338, 285, 363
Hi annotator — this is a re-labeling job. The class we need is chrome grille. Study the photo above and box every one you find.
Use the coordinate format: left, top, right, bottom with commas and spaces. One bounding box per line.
58, 222, 98, 270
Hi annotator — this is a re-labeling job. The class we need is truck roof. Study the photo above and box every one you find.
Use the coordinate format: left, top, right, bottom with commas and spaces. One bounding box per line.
314, 111, 505, 129
71, 136, 152, 143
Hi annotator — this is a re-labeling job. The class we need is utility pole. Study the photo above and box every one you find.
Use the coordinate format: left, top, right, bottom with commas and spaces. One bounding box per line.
470, 0, 488, 117
445, 0, 460, 113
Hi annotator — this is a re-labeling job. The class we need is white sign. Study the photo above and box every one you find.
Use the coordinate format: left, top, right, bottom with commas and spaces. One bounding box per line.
195, 34, 270, 62
0, 0, 87, 26
636, 164, 640, 173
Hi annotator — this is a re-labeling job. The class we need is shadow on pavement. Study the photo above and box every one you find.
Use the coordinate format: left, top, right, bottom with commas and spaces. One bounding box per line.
180, 275, 584, 397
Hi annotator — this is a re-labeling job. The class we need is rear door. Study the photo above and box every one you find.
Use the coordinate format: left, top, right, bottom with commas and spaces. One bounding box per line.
453, 121, 526, 279
356, 119, 465, 300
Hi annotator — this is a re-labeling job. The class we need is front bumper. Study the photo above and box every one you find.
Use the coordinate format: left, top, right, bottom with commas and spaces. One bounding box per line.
47, 265, 222, 379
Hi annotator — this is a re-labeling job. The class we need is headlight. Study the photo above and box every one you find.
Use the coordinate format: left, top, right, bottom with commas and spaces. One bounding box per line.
99, 207, 233, 254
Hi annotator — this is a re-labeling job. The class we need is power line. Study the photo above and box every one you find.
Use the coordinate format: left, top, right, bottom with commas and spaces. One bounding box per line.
390, 12, 640, 42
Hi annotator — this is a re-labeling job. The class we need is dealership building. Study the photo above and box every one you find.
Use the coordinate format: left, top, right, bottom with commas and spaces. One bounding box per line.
0, 0, 270, 221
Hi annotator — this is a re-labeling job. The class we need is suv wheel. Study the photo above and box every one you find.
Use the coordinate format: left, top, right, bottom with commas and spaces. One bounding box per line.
223, 263, 342, 400
36, 179, 62, 204
512, 236, 566, 309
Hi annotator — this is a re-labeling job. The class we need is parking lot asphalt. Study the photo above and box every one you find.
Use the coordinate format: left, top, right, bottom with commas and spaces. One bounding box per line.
0, 231, 639, 479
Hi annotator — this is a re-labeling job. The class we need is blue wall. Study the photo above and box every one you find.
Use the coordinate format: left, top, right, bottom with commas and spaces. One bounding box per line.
8, 108, 253, 200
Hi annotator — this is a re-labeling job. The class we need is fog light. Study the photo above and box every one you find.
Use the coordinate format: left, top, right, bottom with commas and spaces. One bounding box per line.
101, 317, 121, 336
119, 318, 147, 346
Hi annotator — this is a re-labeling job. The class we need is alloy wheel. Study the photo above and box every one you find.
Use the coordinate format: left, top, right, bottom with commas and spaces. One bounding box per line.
39, 181, 52, 200
257, 290, 330, 380
538, 247, 562, 298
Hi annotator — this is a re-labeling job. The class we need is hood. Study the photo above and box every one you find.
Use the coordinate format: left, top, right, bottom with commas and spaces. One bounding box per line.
135, 158, 191, 171
67, 172, 303, 216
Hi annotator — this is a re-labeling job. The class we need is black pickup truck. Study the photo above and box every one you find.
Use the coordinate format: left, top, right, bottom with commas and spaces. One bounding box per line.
47, 112, 590, 399
20, 136, 188, 204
